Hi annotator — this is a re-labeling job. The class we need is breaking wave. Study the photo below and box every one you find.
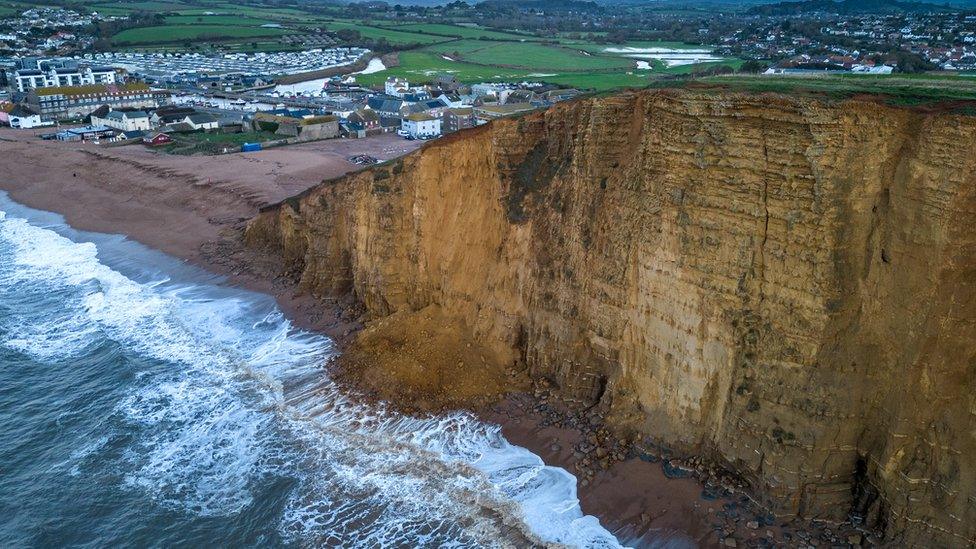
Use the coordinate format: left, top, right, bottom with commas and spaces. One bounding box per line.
0, 197, 623, 548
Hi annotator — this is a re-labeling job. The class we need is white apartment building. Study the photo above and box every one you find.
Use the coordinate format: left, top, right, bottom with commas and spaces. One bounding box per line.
15, 66, 118, 92
401, 113, 441, 139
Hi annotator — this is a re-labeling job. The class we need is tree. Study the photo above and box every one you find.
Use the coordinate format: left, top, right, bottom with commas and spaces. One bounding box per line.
336, 29, 361, 42
739, 60, 768, 73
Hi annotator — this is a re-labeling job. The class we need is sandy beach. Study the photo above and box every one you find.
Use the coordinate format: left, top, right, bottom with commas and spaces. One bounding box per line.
0, 129, 421, 340
0, 128, 783, 548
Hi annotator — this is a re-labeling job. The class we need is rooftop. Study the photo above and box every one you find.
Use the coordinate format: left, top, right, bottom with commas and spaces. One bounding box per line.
36, 82, 151, 97
105, 110, 148, 120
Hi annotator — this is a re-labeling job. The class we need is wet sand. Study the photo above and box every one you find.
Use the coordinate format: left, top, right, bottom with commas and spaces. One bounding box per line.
1, 128, 775, 548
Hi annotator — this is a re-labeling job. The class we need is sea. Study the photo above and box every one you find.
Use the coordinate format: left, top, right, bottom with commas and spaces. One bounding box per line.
0, 192, 626, 548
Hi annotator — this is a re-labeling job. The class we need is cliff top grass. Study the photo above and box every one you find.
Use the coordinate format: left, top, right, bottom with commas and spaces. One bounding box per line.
655, 73, 976, 112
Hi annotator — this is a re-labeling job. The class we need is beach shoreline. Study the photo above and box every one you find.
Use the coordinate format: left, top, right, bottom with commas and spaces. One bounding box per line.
1, 128, 787, 548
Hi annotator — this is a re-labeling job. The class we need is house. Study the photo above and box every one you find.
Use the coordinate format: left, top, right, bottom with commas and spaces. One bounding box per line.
143, 132, 172, 146
384, 76, 409, 97
158, 122, 196, 134
366, 96, 406, 118
471, 82, 511, 98
321, 98, 359, 118
502, 89, 537, 105
5, 105, 50, 129
404, 96, 452, 118
91, 110, 150, 132
401, 113, 442, 139
401, 90, 432, 103
27, 83, 158, 121
442, 107, 476, 133
183, 113, 219, 131
150, 105, 196, 126
343, 109, 381, 138
434, 73, 461, 92
117, 130, 148, 141
379, 116, 402, 134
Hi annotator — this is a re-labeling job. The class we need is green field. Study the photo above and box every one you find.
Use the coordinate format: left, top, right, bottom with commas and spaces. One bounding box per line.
113, 24, 290, 45
391, 23, 536, 41
426, 40, 506, 56
322, 21, 453, 45
92, 0, 193, 14
354, 50, 653, 91
163, 15, 277, 26
692, 73, 976, 106
454, 42, 632, 71
355, 51, 529, 86
209, 3, 327, 19
575, 40, 712, 53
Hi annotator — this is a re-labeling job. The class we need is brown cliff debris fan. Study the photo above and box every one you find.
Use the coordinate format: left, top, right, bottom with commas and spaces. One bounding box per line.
330, 305, 531, 413
245, 88, 976, 547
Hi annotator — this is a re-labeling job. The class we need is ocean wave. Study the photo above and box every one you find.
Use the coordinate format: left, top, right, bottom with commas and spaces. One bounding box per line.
0, 206, 624, 548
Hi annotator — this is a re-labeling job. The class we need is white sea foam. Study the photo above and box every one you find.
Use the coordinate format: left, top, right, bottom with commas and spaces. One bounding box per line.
0, 207, 627, 547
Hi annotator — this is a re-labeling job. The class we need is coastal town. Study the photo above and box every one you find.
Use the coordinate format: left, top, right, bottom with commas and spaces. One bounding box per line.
0, 6, 586, 157
5, 1, 976, 549
0, 53, 575, 157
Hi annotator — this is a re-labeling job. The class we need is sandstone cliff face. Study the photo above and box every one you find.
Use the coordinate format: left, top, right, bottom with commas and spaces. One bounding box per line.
247, 90, 976, 546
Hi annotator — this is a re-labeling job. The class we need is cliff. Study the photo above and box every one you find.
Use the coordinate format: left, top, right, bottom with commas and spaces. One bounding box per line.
246, 89, 976, 546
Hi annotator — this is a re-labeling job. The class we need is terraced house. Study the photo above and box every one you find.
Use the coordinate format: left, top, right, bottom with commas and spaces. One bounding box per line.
26, 83, 159, 121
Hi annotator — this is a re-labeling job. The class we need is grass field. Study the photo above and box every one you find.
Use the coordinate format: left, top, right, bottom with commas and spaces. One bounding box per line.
163, 15, 277, 26
391, 23, 536, 41
575, 40, 713, 53
457, 42, 632, 71
424, 40, 634, 72
91, 0, 193, 14
322, 21, 453, 45
425, 40, 506, 56
686, 73, 976, 106
355, 50, 654, 91
113, 24, 290, 45
355, 51, 529, 86
207, 4, 330, 19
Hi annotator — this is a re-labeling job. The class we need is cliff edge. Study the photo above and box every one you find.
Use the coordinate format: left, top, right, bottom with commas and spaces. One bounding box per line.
246, 89, 976, 546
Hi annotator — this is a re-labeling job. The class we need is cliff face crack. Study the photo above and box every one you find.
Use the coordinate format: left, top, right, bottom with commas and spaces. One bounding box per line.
758, 129, 771, 308
245, 90, 976, 547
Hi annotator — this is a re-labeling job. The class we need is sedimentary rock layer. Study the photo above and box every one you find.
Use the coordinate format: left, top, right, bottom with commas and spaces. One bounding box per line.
246, 90, 976, 546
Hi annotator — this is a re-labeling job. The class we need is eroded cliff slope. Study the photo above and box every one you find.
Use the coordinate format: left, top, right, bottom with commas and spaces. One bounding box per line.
246, 90, 976, 546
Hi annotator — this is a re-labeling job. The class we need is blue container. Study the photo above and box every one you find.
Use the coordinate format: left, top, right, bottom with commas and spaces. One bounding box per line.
241, 142, 263, 152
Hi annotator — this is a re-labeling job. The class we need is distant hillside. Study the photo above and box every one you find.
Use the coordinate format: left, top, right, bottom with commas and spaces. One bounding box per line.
748, 0, 964, 15
474, 0, 604, 12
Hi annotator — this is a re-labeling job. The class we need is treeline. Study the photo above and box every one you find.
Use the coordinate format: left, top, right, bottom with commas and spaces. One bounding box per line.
748, 0, 958, 16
